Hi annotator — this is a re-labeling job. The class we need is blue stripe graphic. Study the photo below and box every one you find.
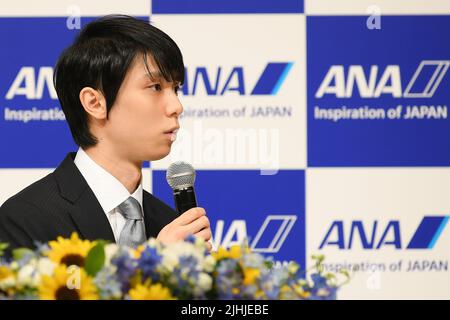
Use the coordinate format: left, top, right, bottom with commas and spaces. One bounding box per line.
407, 216, 447, 249
152, 0, 303, 14
428, 216, 449, 249
251, 63, 292, 95
272, 62, 293, 95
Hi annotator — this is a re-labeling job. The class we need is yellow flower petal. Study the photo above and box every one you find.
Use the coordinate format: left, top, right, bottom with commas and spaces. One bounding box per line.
38, 265, 98, 300
243, 268, 260, 285
129, 283, 176, 300
46, 232, 95, 267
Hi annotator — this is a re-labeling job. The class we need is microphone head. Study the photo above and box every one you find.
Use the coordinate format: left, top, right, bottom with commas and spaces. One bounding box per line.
166, 161, 196, 190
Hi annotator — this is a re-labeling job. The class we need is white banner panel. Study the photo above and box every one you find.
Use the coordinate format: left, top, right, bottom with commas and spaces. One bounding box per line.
307, 168, 450, 299
0, 169, 52, 204
0, 0, 149, 17
305, 0, 450, 15
150, 14, 306, 171
0, 168, 153, 205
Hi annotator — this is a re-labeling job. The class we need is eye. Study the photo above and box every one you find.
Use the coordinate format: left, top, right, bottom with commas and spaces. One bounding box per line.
174, 84, 181, 95
148, 83, 162, 91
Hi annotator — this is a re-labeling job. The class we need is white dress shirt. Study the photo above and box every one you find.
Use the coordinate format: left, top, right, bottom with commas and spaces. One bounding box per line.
74, 148, 144, 242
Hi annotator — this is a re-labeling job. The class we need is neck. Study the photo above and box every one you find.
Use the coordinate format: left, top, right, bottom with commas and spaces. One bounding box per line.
82, 146, 142, 194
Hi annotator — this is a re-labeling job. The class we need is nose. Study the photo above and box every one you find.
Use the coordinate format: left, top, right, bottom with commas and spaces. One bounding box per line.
166, 91, 183, 117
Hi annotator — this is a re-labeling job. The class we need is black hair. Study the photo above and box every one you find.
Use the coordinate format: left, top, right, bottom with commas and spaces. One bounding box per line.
54, 15, 185, 147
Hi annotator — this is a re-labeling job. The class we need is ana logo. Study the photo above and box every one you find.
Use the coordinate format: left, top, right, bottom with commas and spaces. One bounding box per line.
5, 63, 294, 99
182, 62, 293, 96
212, 215, 297, 253
315, 60, 449, 99
5, 67, 57, 100
319, 216, 449, 250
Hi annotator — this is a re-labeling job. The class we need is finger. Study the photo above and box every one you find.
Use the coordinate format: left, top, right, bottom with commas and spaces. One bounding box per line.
194, 228, 212, 241
185, 215, 210, 234
176, 207, 206, 226
205, 241, 212, 252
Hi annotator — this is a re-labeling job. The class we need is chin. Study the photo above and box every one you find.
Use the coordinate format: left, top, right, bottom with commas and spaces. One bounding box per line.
147, 146, 171, 161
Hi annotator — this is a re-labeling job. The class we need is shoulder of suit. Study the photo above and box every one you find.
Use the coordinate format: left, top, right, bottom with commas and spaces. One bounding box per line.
0, 171, 58, 212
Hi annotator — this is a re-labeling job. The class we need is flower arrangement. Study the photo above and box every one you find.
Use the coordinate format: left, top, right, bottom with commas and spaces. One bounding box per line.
0, 233, 349, 300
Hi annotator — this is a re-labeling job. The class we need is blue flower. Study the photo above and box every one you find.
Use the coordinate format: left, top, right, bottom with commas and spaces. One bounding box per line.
215, 275, 234, 299
309, 285, 337, 300
311, 273, 328, 288
242, 253, 265, 268
137, 246, 162, 282
184, 234, 197, 244
241, 285, 258, 299
34, 242, 50, 256
259, 275, 280, 299
270, 266, 290, 286
111, 250, 136, 292
214, 259, 246, 299
94, 267, 122, 299
167, 255, 206, 298
178, 255, 198, 272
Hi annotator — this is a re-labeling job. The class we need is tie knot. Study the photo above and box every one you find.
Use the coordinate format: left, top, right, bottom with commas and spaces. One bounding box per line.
118, 196, 142, 220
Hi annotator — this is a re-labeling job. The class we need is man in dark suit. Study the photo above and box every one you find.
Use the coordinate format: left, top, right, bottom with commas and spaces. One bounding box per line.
0, 15, 212, 251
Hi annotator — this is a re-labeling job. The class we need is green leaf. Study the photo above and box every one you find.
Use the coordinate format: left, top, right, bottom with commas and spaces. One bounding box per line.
84, 243, 105, 277
264, 260, 274, 269
325, 273, 336, 280
311, 254, 325, 263
340, 269, 350, 278
12, 247, 34, 261
0, 243, 9, 256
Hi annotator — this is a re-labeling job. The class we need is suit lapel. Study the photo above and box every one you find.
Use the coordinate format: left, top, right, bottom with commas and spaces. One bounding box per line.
54, 153, 115, 243
142, 193, 160, 239
68, 188, 116, 242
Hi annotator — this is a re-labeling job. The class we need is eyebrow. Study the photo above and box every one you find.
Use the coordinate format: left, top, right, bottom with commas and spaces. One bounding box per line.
144, 71, 164, 81
143, 72, 181, 85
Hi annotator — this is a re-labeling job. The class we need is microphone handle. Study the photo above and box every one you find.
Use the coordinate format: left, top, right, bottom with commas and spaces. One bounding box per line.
174, 186, 197, 214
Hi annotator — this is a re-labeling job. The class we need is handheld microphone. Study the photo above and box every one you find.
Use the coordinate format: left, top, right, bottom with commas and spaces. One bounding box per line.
166, 161, 197, 215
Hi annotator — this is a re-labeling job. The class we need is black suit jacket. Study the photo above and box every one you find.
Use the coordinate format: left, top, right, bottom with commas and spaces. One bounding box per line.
0, 153, 178, 250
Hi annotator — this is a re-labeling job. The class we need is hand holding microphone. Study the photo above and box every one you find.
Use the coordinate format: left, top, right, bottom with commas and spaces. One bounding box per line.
156, 161, 212, 251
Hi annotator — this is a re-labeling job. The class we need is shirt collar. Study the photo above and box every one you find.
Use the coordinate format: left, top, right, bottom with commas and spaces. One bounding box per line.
74, 147, 143, 214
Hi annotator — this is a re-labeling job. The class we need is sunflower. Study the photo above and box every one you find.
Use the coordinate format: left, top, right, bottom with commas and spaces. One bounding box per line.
128, 282, 176, 300
292, 283, 311, 299
38, 265, 98, 300
0, 266, 15, 292
46, 233, 95, 267
0, 266, 14, 282
242, 267, 260, 285
212, 245, 250, 261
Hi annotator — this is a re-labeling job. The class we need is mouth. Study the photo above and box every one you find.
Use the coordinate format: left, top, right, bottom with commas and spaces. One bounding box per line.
164, 126, 179, 142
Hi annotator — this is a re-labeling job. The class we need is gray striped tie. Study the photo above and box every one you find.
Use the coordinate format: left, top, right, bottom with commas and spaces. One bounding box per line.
117, 196, 146, 247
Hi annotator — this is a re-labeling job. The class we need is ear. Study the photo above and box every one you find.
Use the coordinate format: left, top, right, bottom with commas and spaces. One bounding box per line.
79, 87, 107, 120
